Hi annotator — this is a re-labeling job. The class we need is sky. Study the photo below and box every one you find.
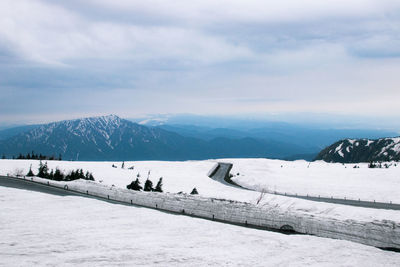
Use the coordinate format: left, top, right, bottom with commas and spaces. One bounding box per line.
0, 0, 400, 128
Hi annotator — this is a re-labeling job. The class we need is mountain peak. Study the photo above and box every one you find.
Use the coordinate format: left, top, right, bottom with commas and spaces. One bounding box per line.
100, 114, 120, 121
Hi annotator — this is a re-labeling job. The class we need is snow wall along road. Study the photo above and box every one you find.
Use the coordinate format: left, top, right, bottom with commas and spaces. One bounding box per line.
4, 175, 400, 250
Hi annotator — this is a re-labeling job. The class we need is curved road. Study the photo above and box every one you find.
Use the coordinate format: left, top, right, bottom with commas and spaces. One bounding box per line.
209, 162, 400, 211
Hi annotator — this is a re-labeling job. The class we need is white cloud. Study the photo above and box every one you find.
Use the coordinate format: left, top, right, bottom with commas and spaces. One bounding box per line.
0, 0, 253, 66
1, 0, 400, 122
88, 0, 399, 24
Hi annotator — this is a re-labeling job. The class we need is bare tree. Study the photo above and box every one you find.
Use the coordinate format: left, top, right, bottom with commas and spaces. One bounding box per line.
256, 188, 267, 205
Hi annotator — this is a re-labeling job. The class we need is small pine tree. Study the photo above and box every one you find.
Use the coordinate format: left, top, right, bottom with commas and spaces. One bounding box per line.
37, 161, 49, 178
48, 169, 54, 180
154, 177, 163, 192
127, 182, 133, 190
134, 178, 142, 190
66, 170, 75, 181
144, 179, 153, 192
53, 168, 64, 181
368, 161, 376, 168
190, 188, 198, 195
83, 171, 94, 181
127, 178, 142, 191
26, 165, 35, 177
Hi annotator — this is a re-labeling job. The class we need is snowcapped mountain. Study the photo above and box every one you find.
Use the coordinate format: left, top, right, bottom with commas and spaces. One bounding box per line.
315, 137, 400, 163
0, 115, 321, 161
0, 115, 210, 161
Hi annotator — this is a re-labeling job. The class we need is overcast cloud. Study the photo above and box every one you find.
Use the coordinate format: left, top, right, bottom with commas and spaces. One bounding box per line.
1, 0, 400, 126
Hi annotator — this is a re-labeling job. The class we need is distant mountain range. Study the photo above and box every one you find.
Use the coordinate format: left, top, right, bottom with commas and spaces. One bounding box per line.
314, 137, 400, 163
0, 115, 398, 161
0, 115, 313, 160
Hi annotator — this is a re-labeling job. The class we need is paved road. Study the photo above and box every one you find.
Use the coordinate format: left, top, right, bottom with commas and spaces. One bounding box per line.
208, 163, 236, 187
209, 163, 400, 211
0, 176, 125, 206
272, 191, 400, 210
0, 175, 76, 196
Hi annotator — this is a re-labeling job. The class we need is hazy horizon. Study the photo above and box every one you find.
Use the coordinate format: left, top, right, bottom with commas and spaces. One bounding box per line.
1, 112, 400, 134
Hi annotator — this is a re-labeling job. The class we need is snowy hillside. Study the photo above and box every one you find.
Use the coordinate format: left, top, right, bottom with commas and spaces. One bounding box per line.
315, 137, 400, 163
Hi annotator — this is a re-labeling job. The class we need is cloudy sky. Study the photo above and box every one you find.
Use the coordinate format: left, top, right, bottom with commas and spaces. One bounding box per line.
1, 0, 400, 126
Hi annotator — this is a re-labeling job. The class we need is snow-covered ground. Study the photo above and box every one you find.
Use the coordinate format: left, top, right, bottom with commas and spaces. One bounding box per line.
2, 158, 400, 203
1, 186, 399, 266
1, 159, 400, 223
225, 158, 400, 203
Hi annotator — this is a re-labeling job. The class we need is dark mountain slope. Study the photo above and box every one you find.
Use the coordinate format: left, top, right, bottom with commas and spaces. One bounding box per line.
314, 137, 400, 163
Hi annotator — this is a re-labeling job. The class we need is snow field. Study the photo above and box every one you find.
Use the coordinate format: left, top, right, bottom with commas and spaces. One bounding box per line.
1, 159, 400, 224
1, 186, 400, 266
224, 158, 400, 203
2, 159, 400, 249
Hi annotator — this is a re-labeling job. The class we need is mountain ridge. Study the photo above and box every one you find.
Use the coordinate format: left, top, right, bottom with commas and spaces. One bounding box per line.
314, 137, 400, 163
0, 115, 315, 161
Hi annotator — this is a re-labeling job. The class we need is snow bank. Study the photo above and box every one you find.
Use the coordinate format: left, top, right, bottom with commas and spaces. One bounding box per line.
2, 186, 399, 266
7, 175, 400, 249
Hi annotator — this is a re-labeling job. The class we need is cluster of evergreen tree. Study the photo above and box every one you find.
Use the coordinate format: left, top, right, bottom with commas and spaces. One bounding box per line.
3, 151, 62, 161
27, 162, 94, 181
65, 169, 95, 181
127, 176, 163, 192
